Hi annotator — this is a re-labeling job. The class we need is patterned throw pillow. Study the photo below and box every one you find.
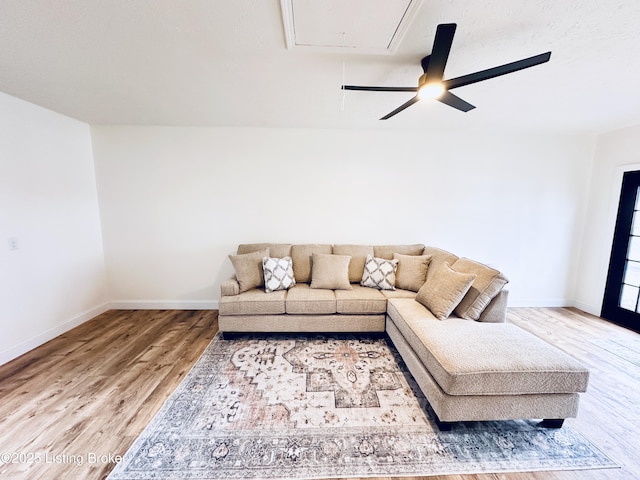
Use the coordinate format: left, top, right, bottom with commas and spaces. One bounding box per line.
262, 256, 296, 293
361, 254, 399, 290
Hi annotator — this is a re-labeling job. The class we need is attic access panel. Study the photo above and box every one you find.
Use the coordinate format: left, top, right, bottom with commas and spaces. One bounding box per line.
280, 0, 423, 54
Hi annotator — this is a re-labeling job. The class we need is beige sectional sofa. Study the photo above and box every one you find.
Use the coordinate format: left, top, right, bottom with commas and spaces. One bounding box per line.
219, 243, 589, 430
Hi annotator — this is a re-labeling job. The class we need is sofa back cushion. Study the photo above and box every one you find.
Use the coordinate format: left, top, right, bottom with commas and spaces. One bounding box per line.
452, 258, 509, 321
333, 244, 374, 282
373, 244, 425, 260
291, 244, 333, 283
422, 246, 459, 283
238, 243, 292, 258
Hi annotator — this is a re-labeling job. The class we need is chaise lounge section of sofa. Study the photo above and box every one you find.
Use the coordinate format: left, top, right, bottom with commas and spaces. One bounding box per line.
218, 243, 589, 429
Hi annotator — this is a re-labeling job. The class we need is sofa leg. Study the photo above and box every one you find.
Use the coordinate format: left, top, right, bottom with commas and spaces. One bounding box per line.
540, 418, 565, 428
433, 415, 454, 431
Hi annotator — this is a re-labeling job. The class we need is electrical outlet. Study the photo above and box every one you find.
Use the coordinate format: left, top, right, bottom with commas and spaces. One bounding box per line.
8, 237, 19, 251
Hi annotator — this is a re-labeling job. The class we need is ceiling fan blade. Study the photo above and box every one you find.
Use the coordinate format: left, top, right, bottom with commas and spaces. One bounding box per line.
420, 54, 430, 73
425, 23, 457, 82
437, 90, 476, 112
342, 85, 417, 93
444, 52, 551, 90
380, 96, 420, 120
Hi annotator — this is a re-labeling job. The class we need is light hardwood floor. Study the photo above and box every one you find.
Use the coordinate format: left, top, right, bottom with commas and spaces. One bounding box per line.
0, 308, 638, 479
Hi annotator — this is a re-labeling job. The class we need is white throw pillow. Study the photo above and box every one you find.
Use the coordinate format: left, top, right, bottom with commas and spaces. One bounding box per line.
361, 254, 399, 290
262, 256, 296, 293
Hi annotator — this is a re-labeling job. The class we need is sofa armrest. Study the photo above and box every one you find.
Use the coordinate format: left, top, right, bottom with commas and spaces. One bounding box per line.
220, 276, 241, 296
477, 290, 509, 323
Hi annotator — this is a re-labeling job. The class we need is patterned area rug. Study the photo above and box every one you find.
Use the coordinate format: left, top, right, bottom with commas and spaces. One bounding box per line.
108, 333, 616, 479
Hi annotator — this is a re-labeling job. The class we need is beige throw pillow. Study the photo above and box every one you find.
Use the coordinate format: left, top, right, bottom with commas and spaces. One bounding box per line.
291, 244, 333, 283
228, 248, 269, 293
394, 253, 432, 292
416, 262, 477, 320
310, 253, 352, 290
452, 258, 509, 320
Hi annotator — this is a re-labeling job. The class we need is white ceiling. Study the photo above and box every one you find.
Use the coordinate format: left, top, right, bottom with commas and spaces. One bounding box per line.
281, 0, 421, 53
1, 0, 640, 134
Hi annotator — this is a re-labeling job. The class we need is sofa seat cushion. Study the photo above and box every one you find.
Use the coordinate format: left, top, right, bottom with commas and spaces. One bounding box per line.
380, 288, 416, 299
373, 244, 425, 260
386, 298, 589, 396
285, 284, 336, 314
335, 285, 387, 314
219, 289, 286, 315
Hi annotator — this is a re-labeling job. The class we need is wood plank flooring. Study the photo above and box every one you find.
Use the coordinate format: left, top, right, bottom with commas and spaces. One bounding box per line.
0, 307, 638, 479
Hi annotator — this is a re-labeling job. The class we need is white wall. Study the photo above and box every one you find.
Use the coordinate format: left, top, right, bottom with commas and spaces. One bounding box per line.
0, 92, 108, 364
92, 126, 595, 308
574, 125, 640, 315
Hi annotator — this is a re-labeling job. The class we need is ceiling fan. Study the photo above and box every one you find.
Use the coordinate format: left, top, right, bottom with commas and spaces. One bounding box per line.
342, 23, 551, 120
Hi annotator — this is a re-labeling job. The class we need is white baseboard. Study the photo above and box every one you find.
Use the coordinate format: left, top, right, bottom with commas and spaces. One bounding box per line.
113, 298, 574, 311
108, 300, 219, 310
507, 298, 572, 308
0, 303, 110, 367
507, 299, 604, 318
571, 300, 601, 317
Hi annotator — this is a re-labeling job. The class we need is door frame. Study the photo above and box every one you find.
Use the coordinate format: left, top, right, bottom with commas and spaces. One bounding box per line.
601, 164, 640, 332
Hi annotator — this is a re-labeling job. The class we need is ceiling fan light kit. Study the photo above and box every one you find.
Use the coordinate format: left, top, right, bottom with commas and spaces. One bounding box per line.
417, 81, 445, 100
342, 23, 551, 120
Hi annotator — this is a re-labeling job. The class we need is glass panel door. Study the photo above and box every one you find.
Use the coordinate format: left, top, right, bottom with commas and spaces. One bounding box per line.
602, 171, 640, 332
